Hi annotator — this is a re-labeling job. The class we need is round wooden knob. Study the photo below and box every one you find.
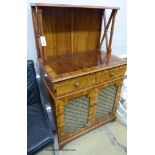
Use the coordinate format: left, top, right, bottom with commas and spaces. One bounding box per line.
75, 82, 80, 87
110, 72, 115, 77
44, 73, 48, 77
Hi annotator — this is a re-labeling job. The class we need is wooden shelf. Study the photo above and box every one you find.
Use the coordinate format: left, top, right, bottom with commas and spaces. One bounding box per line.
31, 3, 120, 10
39, 50, 126, 82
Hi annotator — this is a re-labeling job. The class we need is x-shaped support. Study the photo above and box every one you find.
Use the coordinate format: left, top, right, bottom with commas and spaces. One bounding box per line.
99, 9, 117, 55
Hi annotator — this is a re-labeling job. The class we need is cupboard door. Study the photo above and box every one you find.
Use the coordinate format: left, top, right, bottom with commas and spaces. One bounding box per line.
96, 84, 117, 119
64, 96, 89, 134
55, 90, 92, 142
92, 79, 123, 125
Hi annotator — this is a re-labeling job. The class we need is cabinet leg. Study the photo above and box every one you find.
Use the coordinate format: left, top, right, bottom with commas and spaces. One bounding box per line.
110, 116, 116, 122
59, 143, 65, 150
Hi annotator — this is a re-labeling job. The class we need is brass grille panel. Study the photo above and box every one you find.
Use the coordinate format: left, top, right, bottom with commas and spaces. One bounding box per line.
64, 96, 89, 134
96, 85, 117, 119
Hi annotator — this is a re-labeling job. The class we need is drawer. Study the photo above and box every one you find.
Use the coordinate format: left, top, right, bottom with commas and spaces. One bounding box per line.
54, 74, 96, 96
96, 65, 126, 83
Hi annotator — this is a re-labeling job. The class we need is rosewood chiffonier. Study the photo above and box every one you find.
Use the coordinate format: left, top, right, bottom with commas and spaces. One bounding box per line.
31, 3, 127, 149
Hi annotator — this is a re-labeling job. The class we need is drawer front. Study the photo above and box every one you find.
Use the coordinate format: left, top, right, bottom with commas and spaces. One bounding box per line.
54, 74, 96, 96
96, 65, 126, 83
41, 64, 126, 97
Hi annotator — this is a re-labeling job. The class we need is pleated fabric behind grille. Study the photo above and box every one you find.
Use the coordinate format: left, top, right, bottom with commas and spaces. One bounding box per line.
64, 96, 89, 134
96, 85, 117, 119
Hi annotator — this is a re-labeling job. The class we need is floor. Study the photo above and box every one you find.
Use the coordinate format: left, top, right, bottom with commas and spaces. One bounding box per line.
36, 119, 127, 155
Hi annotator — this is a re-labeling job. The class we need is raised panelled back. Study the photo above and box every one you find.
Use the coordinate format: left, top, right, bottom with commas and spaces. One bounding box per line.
64, 96, 89, 134
96, 85, 117, 119
42, 7, 102, 56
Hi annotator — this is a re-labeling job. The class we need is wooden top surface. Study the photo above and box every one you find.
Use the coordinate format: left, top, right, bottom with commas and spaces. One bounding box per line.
39, 50, 126, 83
31, 3, 120, 10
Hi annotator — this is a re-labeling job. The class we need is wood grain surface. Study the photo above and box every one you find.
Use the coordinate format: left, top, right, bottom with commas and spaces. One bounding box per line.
31, 3, 126, 150
39, 50, 126, 82
31, 3, 120, 10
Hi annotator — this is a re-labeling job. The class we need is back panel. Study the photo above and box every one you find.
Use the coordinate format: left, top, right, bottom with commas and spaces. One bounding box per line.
42, 7, 102, 56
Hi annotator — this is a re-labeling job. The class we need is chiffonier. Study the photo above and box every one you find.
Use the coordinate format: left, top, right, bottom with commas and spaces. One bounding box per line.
31, 3, 127, 149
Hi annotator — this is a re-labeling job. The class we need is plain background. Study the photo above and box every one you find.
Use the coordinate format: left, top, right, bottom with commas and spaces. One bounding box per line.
27, 0, 127, 61
1, 0, 155, 155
